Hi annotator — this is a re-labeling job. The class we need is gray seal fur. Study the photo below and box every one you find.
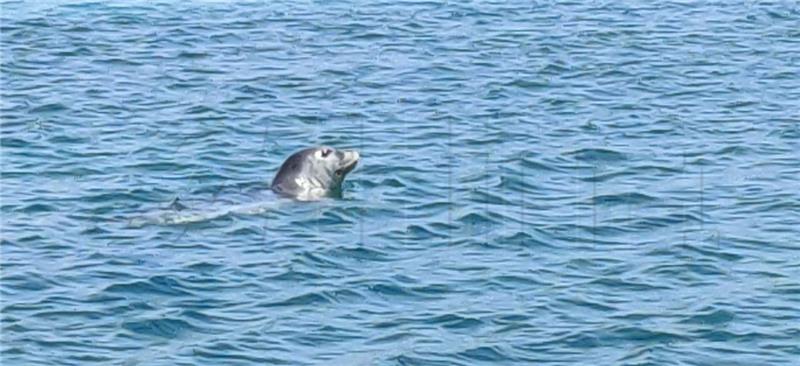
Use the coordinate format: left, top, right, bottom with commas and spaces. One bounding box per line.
271, 146, 359, 201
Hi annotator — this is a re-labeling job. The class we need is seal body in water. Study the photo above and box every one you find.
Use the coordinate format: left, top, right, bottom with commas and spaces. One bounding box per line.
130, 146, 359, 226
271, 146, 360, 201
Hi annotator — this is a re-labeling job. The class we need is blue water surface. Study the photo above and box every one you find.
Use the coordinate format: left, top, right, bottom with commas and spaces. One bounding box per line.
2, 1, 799, 365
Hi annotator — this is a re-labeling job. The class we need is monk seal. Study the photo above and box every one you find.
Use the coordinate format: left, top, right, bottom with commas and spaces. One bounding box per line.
129, 145, 359, 226
271, 146, 360, 201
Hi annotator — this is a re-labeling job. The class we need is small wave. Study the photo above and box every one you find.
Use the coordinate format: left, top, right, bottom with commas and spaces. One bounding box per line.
680, 308, 735, 325
103, 275, 193, 297
122, 317, 195, 339
29, 103, 68, 114
591, 192, 656, 206
259, 290, 361, 308
428, 313, 484, 329
566, 147, 626, 163
456, 345, 510, 363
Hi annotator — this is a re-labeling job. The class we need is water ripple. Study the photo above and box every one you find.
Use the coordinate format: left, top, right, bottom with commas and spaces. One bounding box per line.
3, 0, 800, 365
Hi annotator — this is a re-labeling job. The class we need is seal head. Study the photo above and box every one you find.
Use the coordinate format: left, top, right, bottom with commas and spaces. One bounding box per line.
271, 146, 359, 201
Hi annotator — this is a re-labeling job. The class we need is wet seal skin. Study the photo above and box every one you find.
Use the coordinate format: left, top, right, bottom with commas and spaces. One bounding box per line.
271, 146, 360, 201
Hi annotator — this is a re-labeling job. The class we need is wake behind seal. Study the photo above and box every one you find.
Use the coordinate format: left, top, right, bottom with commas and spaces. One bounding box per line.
271, 146, 360, 201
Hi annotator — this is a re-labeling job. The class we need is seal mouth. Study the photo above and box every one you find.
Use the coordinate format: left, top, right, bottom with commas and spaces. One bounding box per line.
335, 150, 359, 177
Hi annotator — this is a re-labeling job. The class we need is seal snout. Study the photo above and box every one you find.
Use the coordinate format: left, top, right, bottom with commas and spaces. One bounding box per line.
336, 150, 359, 176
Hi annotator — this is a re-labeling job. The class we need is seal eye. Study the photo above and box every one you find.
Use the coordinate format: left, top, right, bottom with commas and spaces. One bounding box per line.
321, 149, 332, 158
335, 169, 342, 176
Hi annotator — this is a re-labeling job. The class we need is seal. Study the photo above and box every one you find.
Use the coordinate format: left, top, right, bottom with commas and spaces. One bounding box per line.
129, 145, 359, 227
271, 146, 360, 201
